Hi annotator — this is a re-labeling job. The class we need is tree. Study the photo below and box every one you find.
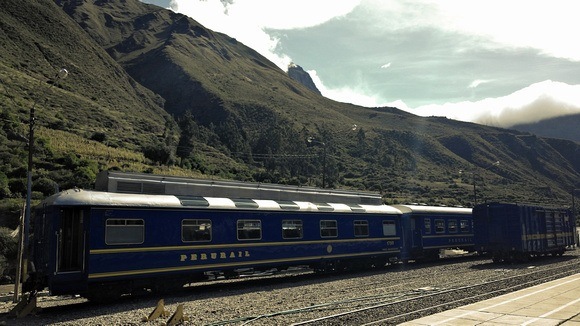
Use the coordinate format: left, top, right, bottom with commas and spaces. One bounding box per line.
176, 111, 198, 165
0, 172, 10, 199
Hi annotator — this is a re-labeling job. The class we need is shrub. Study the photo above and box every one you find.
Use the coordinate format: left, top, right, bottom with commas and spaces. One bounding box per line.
0, 227, 18, 260
8, 178, 26, 197
142, 142, 175, 165
0, 227, 18, 282
34, 177, 59, 196
90, 132, 107, 143
0, 199, 23, 229
0, 173, 10, 199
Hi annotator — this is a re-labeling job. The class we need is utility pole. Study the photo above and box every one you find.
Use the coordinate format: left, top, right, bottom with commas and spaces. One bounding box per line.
21, 68, 68, 292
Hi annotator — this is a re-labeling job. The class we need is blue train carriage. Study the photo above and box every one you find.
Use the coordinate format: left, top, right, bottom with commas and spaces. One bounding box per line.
393, 205, 474, 262
473, 202, 577, 263
27, 189, 404, 301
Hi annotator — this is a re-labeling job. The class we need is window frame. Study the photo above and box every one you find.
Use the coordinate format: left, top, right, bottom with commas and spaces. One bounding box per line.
105, 218, 145, 245
460, 219, 470, 233
182, 219, 212, 242
282, 219, 303, 239
435, 219, 445, 234
354, 220, 369, 237
424, 218, 431, 234
448, 219, 458, 233
320, 220, 338, 238
237, 219, 262, 241
382, 220, 397, 236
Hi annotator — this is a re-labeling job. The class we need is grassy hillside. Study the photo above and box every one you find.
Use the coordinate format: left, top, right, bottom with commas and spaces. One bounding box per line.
0, 0, 578, 222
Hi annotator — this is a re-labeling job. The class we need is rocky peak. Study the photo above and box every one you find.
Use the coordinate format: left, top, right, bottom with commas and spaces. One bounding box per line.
287, 63, 321, 95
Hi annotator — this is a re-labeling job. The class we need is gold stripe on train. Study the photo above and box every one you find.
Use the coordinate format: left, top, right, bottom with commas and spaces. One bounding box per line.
90, 237, 401, 254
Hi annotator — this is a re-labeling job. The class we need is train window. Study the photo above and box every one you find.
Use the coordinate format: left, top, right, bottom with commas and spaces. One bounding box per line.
277, 201, 300, 211
105, 219, 144, 245
233, 199, 259, 209
182, 219, 212, 242
282, 220, 303, 239
435, 219, 445, 233
354, 220, 369, 237
424, 218, 431, 234
237, 220, 262, 240
448, 220, 457, 233
320, 220, 338, 238
315, 203, 334, 212
382, 220, 396, 236
460, 220, 470, 233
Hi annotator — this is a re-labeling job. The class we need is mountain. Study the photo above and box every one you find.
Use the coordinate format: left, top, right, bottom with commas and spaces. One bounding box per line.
1, 0, 172, 149
511, 113, 580, 143
287, 63, 321, 95
0, 0, 579, 218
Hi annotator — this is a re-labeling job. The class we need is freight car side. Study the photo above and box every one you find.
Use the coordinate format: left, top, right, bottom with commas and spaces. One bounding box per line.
473, 202, 576, 262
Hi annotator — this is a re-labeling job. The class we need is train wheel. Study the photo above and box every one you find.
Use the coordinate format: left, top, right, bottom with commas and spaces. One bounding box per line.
515, 253, 529, 263
223, 270, 237, 279
371, 257, 387, 269
423, 250, 439, 262
153, 283, 184, 295
86, 285, 123, 302
312, 261, 336, 274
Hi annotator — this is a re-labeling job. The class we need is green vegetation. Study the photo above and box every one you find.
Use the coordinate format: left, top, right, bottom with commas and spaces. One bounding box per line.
0, 0, 578, 230
4, 0, 579, 286
0, 227, 18, 282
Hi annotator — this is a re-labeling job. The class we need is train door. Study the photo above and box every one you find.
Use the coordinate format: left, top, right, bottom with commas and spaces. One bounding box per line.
544, 210, 556, 249
409, 215, 423, 258
410, 216, 422, 251
553, 210, 564, 247
55, 208, 86, 278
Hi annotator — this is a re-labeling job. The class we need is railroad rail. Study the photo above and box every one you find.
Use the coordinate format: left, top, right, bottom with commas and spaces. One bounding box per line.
291, 259, 580, 325
200, 258, 580, 326
1, 255, 578, 325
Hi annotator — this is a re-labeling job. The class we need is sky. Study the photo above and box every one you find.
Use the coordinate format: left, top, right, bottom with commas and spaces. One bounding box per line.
142, 0, 580, 128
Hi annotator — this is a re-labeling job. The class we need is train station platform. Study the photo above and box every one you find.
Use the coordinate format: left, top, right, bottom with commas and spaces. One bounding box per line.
400, 273, 580, 326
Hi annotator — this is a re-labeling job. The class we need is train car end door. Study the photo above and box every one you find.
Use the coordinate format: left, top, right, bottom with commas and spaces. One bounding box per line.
53, 208, 86, 291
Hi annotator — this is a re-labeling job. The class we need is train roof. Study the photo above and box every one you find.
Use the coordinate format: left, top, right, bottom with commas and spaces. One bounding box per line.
474, 202, 571, 212
42, 189, 402, 214
94, 171, 383, 205
392, 204, 472, 215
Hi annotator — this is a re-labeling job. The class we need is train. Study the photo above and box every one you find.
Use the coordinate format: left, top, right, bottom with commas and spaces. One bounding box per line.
21, 172, 576, 301
473, 202, 576, 262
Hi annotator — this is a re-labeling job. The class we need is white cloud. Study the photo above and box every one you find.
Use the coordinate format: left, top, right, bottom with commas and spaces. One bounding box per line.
468, 79, 492, 89
172, 0, 361, 70
168, 0, 580, 128
309, 69, 406, 109
311, 76, 580, 128
362, 0, 580, 61
309, 69, 387, 107
409, 81, 580, 127
436, 1, 580, 61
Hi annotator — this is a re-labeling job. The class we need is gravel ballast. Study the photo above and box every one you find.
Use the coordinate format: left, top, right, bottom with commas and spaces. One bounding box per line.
1, 251, 578, 325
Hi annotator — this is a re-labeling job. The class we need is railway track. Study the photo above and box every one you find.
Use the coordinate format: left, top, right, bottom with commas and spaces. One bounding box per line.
289, 259, 580, 325
202, 255, 579, 326
1, 254, 578, 325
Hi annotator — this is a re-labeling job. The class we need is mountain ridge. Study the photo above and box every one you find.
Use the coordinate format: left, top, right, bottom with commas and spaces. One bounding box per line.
511, 113, 580, 143
0, 0, 578, 213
